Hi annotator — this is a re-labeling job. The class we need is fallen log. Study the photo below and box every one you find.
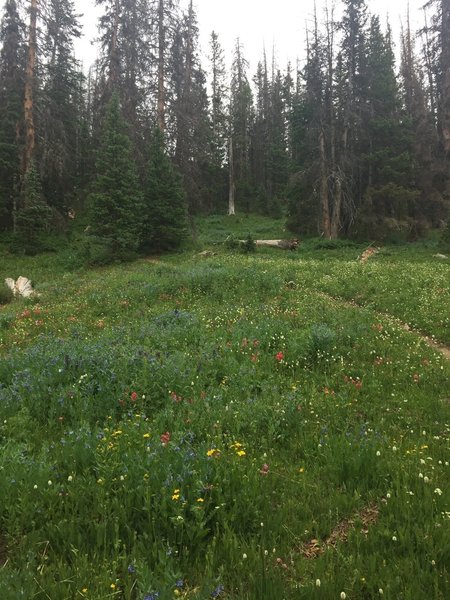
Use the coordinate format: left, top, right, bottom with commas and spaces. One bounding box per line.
5, 276, 38, 298
240, 239, 299, 250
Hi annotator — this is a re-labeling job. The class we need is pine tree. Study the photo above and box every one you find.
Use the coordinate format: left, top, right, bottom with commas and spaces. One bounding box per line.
41, 0, 82, 213
0, 0, 25, 231
87, 93, 143, 261
229, 39, 254, 214
16, 160, 52, 254
170, 0, 211, 212
141, 127, 188, 252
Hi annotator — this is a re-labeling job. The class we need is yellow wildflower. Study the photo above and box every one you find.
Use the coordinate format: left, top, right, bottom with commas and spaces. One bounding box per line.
197, 498, 205, 503
237, 450, 246, 457
206, 448, 221, 457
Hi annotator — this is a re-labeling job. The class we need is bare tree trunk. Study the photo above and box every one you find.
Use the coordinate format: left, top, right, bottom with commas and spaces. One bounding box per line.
157, 0, 166, 131
441, 0, 450, 157
24, 0, 38, 174
330, 174, 342, 239
109, 0, 120, 87
228, 136, 235, 215
319, 129, 331, 238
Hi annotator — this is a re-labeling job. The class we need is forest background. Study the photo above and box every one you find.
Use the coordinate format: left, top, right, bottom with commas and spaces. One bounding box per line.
1, 0, 450, 260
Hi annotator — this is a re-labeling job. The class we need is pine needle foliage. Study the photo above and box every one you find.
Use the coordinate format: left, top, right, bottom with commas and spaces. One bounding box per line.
87, 93, 143, 262
16, 161, 52, 254
141, 127, 188, 252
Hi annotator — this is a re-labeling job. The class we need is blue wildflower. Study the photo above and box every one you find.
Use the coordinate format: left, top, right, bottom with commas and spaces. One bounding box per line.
144, 593, 160, 600
127, 564, 136, 574
175, 579, 184, 588
211, 584, 224, 597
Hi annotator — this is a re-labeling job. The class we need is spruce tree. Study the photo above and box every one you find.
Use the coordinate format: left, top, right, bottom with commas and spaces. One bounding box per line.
0, 0, 25, 231
141, 127, 188, 252
16, 161, 52, 254
87, 93, 143, 261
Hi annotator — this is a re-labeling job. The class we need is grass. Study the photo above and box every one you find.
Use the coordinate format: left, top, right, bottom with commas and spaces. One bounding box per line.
0, 217, 449, 599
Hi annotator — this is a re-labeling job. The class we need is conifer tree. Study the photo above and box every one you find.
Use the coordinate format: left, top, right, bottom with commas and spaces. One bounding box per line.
170, 0, 211, 212
87, 93, 143, 261
41, 0, 82, 212
141, 127, 188, 252
16, 160, 52, 254
0, 0, 25, 231
229, 39, 254, 214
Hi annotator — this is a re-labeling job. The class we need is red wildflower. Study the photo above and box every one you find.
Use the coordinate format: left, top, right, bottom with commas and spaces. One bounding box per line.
275, 351, 284, 362
259, 463, 270, 475
160, 432, 171, 446
130, 391, 138, 402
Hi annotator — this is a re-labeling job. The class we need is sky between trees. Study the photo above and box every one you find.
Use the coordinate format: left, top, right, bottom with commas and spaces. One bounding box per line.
60, 0, 425, 70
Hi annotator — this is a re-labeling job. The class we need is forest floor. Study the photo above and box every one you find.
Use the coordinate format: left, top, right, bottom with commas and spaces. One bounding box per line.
0, 216, 449, 599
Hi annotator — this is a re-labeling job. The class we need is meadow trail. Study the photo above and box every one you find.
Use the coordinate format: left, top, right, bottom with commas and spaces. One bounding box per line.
315, 291, 450, 361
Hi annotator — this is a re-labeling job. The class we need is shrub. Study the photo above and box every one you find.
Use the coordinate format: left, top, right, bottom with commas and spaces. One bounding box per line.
0, 285, 13, 305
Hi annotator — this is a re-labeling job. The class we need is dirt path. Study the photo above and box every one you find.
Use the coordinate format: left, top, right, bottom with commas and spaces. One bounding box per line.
316, 291, 450, 361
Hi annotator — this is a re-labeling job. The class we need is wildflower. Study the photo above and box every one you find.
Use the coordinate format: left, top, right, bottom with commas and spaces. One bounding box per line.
315, 579, 321, 587
236, 450, 246, 457
376, 451, 381, 456
67, 475, 73, 482
379, 589, 384, 595
82, 588, 88, 594
172, 489, 180, 501
434, 488, 443, 496
299, 467, 305, 473
144, 593, 160, 600
211, 584, 224, 597
197, 498, 205, 503
48, 480, 52, 486
242, 553, 248, 559
340, 593, 346, 599
392, 536, 397, 542
424, 476, 430, 484
206, 448, 221, 458
175, 580, 184, 588
259, 463, 269, 475
130, 391, 138, 401
161, 431, 171, 446
127, 564, 136, 574
275, 351, 284, 362
110, 583, 116, 589
143, 433, 150, 438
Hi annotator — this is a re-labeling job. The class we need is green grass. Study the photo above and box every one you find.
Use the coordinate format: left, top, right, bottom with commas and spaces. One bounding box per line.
0, 219, 449, 599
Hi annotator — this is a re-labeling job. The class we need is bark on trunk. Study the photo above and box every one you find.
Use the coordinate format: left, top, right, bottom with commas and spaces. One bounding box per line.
24, 0, 38, 174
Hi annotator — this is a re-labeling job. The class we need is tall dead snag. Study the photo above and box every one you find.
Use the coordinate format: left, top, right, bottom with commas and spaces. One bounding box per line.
24, 0, 38, 173
441, 0, 450, 158
109, 0, 120, 88
228, 135, 235, 215
157, 0, 165, 131
319, 128, 331, 238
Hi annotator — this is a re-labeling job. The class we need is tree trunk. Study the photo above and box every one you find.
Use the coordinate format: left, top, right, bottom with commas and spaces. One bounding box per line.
157, 0, 165, 131
441, 0, 450, 158
319, 129, 331, 238
228, 136, 235, 215
24, 0, 38, 174
109, 0, 120, 87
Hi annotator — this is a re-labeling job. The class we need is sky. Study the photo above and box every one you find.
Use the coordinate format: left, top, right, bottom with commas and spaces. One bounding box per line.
2, 0, 426, 71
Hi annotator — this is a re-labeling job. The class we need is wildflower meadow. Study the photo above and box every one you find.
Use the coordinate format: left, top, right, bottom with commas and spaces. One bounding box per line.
0, 219, 449, 598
